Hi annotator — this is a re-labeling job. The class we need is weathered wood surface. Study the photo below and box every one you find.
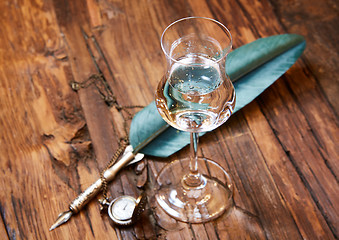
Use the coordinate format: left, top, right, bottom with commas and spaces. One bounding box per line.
0, 0, 338, 239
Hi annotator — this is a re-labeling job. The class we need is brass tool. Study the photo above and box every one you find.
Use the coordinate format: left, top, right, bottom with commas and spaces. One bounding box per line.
49, 145, 144, 231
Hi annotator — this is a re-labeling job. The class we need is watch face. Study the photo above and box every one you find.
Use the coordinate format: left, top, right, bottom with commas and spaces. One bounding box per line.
111, 197, 136, 220
107, 193, 146, 226
108, 196, 136, 225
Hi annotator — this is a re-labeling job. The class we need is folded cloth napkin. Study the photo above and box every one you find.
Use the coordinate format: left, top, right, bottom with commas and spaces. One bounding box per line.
129, 34, 306, 157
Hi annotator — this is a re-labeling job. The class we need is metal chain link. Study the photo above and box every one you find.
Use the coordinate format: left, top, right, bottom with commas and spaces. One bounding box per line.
71, 74, 143, 201
100, 140, 127, 200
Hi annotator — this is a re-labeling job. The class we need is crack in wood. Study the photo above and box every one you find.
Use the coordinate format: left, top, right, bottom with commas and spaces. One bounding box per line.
0, 203, 14, 239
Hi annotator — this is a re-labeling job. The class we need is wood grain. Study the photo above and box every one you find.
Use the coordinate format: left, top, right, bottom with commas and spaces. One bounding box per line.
0, 0, 337, 239
269, 0, 339, 117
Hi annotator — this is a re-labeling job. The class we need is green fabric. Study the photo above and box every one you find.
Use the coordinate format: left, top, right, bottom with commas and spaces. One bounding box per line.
129, 34, 306, 157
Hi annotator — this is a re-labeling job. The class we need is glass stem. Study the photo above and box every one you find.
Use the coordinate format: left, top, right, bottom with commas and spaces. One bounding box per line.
182, 132, 205, 188
190, 132, 199, 174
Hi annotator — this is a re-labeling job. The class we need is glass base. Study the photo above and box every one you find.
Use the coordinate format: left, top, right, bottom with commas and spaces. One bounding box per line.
156, 157, 233, 223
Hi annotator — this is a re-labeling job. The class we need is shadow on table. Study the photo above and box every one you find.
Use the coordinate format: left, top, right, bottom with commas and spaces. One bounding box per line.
151, 198, 266, 239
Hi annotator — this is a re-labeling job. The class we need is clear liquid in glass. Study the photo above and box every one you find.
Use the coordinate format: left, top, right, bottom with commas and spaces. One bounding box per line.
155, 54, 235, 133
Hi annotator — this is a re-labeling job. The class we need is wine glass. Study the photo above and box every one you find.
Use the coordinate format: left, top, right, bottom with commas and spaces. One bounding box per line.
155, 17, 235, 223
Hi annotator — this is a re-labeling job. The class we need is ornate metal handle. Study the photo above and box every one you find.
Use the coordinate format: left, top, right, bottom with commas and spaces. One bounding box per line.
69, 151, 136, 213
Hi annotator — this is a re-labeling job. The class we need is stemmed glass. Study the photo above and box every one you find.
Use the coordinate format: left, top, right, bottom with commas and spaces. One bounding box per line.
155, 17, 236, 223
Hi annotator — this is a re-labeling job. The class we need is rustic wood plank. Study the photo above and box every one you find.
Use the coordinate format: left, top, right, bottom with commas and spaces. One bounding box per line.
49, 0, 131, 239
0, 1, 96, 239
83, 27, 159, 240
268, 0, 339, 116
257, 71, 339, 238
244, 96, 336, 239
52, 0, 119, 168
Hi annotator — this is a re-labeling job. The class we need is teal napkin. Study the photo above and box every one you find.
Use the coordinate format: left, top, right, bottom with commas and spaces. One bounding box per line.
129, 34, 306, 157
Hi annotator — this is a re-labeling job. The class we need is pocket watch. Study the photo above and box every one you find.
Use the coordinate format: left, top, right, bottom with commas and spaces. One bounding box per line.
100, 192, 147, 226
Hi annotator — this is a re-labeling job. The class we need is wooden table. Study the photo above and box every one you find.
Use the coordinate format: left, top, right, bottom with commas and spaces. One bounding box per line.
0, 0, 338, 239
